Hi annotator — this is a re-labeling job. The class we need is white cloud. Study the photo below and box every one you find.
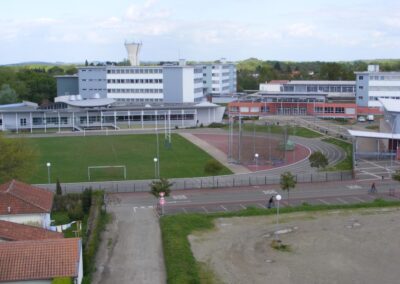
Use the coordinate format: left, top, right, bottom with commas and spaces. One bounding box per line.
286, 23, 315, 38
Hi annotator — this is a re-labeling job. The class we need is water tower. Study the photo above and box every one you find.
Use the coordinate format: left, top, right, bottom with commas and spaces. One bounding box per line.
124, 41, 142, 66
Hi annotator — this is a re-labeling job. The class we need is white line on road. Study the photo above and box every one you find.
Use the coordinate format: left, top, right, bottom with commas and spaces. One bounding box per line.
167, 200, 191, 204
220, 205, 228, 211
133, 207, 137, 213
351, 196, 365, 203
336, 198, 349, 204
346, 185, 362, 190
318, 199, 330, 205
147, 205, 153, 209
262, 190, 277, 195
258, 203, 266, 208
202, 206, 209, 213
182, 208, 187, 214
240, 204, 246, 210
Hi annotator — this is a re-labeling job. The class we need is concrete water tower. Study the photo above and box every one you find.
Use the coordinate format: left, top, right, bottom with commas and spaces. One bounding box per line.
124, 41, 142, 66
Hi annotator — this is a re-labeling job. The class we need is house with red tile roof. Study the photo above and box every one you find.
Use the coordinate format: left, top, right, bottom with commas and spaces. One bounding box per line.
0, 238, 83, 284
0, 220, 63, 242
0, 180, 54, 229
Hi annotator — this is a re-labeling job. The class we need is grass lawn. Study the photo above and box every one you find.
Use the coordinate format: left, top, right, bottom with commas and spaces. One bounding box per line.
223, 123, 322, 138
26, 134, 231, 183
160, 199, 400, 284
322, 137, 353, 171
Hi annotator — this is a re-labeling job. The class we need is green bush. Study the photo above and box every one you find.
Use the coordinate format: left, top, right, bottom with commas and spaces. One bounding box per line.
52, 277, 72, 284
82, 188, 92, 214
207, 122, 225, 128
68, 203, 84, 221
204, 160, 223, 176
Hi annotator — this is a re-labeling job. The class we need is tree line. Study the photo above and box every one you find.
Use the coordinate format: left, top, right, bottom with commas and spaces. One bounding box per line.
236, 58, 400, 91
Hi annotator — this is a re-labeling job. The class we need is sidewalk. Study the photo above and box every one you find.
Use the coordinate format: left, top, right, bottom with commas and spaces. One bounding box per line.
92, 206, 166, 284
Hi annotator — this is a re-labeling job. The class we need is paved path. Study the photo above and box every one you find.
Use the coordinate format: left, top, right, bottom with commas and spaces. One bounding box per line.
92, 205, 165, 284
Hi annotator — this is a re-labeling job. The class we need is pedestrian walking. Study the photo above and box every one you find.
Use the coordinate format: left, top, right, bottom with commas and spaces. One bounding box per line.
267, 196, 275, 209
370, 182, 377, 194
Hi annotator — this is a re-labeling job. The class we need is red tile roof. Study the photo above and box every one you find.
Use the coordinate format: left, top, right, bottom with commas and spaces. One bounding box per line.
0, 220, 63, 241
0, 180, 54, 215
0, 238, 81, 282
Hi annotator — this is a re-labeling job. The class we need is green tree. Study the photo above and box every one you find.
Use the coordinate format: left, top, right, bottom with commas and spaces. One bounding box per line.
309, 151, 329, 170
0, 84, 18, 104
392, 170, 400, 183
82, 188, 92, 214
280, 171, 297, 202
204, 160, 223, 176
0, 134, 38, 182
150, 178, 173, 197
56, 178, 62, 195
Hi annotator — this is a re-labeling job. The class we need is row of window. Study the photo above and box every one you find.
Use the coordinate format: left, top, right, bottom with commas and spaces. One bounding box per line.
369, 86, 400, 91
284, 85, 355, 93
107, 79, 163, 84
314, 107, 345, 113
360, 75, 400, 81
79, 114, 195, 123
369, 96, 400, 101
81, 79, 105, 82
82, 88, 106, 91
107, 68, 163, 74
107, 89, 163, 94
116, 98, 162, 102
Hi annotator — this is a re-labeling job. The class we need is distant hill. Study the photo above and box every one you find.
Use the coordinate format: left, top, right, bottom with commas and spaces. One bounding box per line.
2, 61, 81, 67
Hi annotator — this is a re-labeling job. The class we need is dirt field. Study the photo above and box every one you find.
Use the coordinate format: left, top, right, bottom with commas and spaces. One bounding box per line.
189, 208, 400, 284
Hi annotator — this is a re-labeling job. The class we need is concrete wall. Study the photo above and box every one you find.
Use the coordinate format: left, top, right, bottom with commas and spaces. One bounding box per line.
0, 213, 49, 228
56, 77, 79, 97
78, 68, 107, 99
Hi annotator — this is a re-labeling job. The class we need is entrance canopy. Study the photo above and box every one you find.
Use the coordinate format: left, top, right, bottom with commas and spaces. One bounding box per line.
347, 130, 400, 139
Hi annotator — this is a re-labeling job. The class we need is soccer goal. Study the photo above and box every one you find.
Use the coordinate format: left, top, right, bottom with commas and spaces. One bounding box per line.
87, 165, 127, 181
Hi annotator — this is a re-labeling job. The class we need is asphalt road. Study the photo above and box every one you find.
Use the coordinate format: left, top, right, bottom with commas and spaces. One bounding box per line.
107, 179, 400, 215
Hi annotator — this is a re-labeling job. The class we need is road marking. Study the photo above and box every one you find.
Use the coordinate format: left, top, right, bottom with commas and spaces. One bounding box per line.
351, 196, 365, 203
202, 206, 209, 213
147, 205, 154, 209
168, 200, 191, 204
182, 208, 188, 214
240, 204, 246, 210
262, 190, 277, 195
336, 197, 349, 204
172, 195, 187, 200
133, 207, 137, 213
318, 199, 330, 205
346, 185, 362, 190
140, 206, 145, 209
258, 203, 266, 208
220, 205, 228, 211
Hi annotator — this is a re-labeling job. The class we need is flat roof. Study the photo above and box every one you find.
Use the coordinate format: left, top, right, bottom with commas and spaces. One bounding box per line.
286, 80, 355, 85
347, 129, 400, 139
378, 98, 400, 112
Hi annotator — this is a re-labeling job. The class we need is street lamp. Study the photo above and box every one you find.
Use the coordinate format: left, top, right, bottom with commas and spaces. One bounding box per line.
46, 162, 51, 184
254, 153, 259, 169
275, 194, 282, 240
159, 192, 165, 215
153, 158, 158, 179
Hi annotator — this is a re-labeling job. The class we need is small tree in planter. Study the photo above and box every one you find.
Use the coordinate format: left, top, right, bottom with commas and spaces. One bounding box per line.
280, 171, 297, 203
309, 151, 328, 170
204, 160, 223, 176
150, 178, 173, 197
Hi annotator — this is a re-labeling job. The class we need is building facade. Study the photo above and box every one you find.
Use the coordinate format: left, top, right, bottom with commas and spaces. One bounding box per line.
201, 60, 237, 96
355, 65, 400, 107
0, 100, 225, 133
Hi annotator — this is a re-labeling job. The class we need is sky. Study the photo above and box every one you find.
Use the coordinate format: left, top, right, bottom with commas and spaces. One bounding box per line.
1, 0, 400, 64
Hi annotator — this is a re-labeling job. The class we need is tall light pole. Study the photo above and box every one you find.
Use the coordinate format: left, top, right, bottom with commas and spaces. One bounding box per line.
46, 162, 51, 184
153, 158, 158, 179
275, 194, 282, 240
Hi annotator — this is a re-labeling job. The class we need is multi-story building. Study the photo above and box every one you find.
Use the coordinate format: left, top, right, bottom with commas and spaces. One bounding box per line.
355, 65, 400, 107
201, 59, 237, 96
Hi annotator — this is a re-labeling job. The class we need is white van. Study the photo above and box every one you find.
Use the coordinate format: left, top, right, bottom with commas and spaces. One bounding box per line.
358, 116, 366, 122
367, 115, 374, 121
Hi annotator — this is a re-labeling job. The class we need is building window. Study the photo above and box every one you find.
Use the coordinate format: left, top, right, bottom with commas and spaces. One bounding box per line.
359, 75, 363, 80
20, 118, 27, 126
358, 86, 363, 90
335, 107, 345, 113
0, 118, 2, 126
358, 96, 363, 100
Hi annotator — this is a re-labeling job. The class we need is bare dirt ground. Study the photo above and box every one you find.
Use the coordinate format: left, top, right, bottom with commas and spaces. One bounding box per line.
189, 208, 400, 284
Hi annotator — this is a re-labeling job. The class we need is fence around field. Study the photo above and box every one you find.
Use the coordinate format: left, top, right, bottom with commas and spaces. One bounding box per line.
36, 171, 353, 194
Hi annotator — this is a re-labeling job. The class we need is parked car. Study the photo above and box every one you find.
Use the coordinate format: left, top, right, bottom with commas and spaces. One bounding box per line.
358, 116, 366, 122
367, 114, 374, 121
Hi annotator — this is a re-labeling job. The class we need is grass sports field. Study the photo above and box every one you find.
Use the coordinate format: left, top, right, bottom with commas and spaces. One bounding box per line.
27, 134, 231, 183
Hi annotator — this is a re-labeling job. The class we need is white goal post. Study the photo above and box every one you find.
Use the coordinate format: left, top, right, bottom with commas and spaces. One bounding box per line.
87, 165, 127, 181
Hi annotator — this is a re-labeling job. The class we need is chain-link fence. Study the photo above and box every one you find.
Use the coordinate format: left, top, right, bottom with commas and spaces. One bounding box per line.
36, 171, 353, 194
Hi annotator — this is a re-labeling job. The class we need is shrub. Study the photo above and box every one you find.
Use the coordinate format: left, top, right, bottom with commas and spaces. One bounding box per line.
150, 178, 173, 197
56, 178, 62, 196
52, 277, 72, 284
68, 203, 84, 221
207, 122, 224, 128
82, 188, 92, 214
204, 160, 223, 176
